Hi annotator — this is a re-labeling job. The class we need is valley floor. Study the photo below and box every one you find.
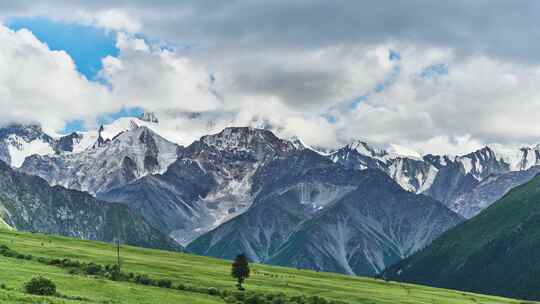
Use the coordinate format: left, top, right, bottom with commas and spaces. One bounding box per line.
0, 229, 532, 304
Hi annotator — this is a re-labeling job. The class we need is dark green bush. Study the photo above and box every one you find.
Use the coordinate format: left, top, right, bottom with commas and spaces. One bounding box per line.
61, 258, 80, 268
157, 279, 172, 288
37, 257, 49, 264
107, 269, 126, 282
307, 296, 328, 304
207, 287, 219, 295
135, 274, 152, 285
23, 276, 56, 296
177, 283, 186, 290
271, 296, 286, 304
245, 293, 267, 304
84, 263, 103, 275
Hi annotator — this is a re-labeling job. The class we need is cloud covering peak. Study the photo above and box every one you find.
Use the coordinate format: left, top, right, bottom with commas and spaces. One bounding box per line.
1, 1, 540, 153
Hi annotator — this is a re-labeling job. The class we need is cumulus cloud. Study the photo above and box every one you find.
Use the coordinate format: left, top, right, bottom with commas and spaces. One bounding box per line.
0, 25, 221, 135
100, 32, 221, 113
0, 25, 114, 131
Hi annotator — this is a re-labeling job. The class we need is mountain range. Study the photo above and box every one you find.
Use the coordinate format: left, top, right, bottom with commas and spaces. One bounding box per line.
2, 112, 540, 278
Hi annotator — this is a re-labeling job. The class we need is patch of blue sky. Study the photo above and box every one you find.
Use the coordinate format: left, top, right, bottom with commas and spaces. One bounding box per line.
419, 63, 449, 78
6, 18, 151, 133
389, 49, 401, 61
323, 113, 338, 124
7, 17, 119, 80
322, 50, 402, 123
97, 107, 145, 125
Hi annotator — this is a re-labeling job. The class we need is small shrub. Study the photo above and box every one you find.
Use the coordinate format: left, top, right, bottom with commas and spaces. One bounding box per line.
24, 276, 56, 296
245, 293, 267, 304
37, 257, 49, 264
290, 295, 307, 304
176, 283, 186, 290
157, 279, 172, 288
207, 287, 219, 295
272, 297, 286, 304
85, 263, 103, 275
68, 269, 80, 275
307, 296, 328, 304
48, 258, 62, 266
61, 258, 80, 268
135, 274, 152, 285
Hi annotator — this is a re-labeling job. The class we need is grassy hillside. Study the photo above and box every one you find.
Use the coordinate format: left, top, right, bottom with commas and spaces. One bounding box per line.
383, 174, 540, 301
0, 229, 532, 304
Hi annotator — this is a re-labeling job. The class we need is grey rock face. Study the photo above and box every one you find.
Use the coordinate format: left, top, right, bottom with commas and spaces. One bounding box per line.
98, 158, 217, 244
188, 150, 362, 261
451, 166, 540, 218
99, 127, 303, 245
54, 132, 84, 153
188, 151, 463, 276
331, 143, 540, 218
269, 175, 462, 276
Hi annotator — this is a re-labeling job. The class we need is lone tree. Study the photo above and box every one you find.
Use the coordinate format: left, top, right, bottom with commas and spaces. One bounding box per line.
231, 254, 250, 290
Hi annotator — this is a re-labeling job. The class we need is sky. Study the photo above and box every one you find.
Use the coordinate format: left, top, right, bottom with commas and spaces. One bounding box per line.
1, 1, 540, 154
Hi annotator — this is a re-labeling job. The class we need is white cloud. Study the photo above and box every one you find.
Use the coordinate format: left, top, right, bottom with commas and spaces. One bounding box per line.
91, 9, 141, 32
334, 46, 540, 154
4, 6, 540, 156
0, 25, 221, 135
0, 24, 115, 131
100, 32, 222, 114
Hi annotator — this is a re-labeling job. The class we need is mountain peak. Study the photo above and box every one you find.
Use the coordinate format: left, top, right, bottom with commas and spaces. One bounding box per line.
200, 127, 296, 153
347, 140, 388, 159
139, 111, 159, 123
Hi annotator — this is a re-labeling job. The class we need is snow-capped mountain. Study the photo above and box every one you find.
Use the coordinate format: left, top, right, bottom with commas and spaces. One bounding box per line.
63, 114, 167, 154
188, 151, 463, 275
7, 113, 540, 276
330, 141, 540, 217
0, 112, 168, 168
0, 124, 57, 168
329, 141, 438, 193
20, 125, 180, 195
101, 127, 303, 245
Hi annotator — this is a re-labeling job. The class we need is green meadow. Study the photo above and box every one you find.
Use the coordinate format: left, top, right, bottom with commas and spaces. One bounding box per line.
0, 229, 532, 304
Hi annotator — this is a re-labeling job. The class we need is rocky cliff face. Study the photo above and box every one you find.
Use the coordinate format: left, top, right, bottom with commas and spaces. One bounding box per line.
0, 160, 181, 251
20, 126, 180, 195
100, 127, 303, 244
188, 151, 463, 276
98, 158, 217, 245
330, 143, 540, 218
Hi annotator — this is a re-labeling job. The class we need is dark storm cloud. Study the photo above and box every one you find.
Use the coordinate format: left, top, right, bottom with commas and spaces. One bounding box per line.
2, 1, 540, 60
